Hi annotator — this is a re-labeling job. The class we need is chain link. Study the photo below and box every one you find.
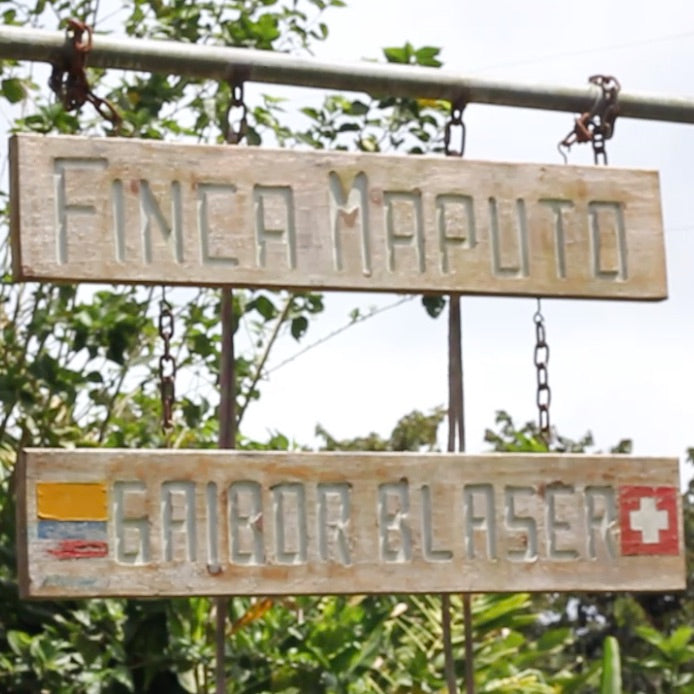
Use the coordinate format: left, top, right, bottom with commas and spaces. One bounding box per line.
158, 291, 176, 431
533, 299, 551, 442
444, 102, 466, 157
558, 74, 620, 164
49, 18, 121, 131
224, 81, 248, 145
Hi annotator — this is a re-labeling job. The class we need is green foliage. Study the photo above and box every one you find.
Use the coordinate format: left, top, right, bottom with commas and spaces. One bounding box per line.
294, 43, 450, 155
363, 593, 555, 693
484, 409, 602, 453
630, 625, 694, 691
383, 42, 443, 68
316, 407, 446, 452
0, 599, 133, 693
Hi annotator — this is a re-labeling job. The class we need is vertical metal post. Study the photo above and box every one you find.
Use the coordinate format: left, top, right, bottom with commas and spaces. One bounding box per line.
447, 295, 465, 453
462, 593, 474, 694
442, 593, 457, 692
216, 287, 236, 693
446, 294, 475, 694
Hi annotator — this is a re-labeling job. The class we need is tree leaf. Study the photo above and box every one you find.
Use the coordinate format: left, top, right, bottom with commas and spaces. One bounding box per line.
600, 636, 622, 694
290, 315, 308, 340
383, 46, 409, 64
86, 371, 103, 383
250, 294, 277, 320
421, 295, 446, 318
2, 78, 25, 103
415, 46, 443, 67
348, 100, 369, 116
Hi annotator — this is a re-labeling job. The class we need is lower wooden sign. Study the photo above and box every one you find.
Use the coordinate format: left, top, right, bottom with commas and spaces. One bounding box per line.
17, 449, 684, 598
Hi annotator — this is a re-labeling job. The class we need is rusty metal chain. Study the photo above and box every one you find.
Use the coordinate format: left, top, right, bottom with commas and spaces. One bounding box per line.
224, 81, 248, 145
49, 18, 122, 131
533, 299, 551, 442
444, 102, 466, 157
558, 74, 620, 165
158, 290, 176, 432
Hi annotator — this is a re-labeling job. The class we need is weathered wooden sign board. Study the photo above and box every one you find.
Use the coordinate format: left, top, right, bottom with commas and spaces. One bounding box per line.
17, 449, 684, 598
10, 133, 666, 299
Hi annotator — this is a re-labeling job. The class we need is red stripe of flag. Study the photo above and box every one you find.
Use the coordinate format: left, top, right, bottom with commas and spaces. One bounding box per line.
47, 540, 108, 559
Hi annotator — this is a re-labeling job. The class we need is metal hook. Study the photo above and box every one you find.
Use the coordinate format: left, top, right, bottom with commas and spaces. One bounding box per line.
557, 74, 619, 165
444, 101, 466, 157
66, 18, 92, 52
557, 142, 568, 165
224, 80, 248, 145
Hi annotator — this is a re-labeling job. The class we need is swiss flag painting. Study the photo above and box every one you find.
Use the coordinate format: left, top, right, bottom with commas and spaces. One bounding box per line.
619, 486, 679, 556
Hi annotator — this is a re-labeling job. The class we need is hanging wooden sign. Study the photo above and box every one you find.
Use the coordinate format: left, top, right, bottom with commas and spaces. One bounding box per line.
10, 133, 666, 299
17, 449, 684, 598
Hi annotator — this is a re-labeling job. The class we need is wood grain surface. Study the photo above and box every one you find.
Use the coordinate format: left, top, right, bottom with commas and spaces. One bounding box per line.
10, 134, 667, 298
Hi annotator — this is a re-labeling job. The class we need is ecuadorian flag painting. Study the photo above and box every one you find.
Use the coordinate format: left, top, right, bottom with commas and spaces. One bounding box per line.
37, 482, 108, 559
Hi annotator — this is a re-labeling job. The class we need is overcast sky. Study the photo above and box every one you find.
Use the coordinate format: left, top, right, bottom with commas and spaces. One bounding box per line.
237, 0, 694, 487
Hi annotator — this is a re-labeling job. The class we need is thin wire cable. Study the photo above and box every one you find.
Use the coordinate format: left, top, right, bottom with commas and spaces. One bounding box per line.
265, 296, 415, 376
91, 0, 101, 29
236, 295, 293, 428
472, 29, 694, 74
88, 1, 127, 27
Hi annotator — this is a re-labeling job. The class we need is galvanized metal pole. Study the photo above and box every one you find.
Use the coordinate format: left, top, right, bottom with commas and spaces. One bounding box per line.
2, 25, 694, 122
216, 287, 236, 694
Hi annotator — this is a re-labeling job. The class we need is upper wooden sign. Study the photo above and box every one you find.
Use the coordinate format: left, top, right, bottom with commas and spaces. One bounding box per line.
17, 449, 684, 598
10, 134, 666, 299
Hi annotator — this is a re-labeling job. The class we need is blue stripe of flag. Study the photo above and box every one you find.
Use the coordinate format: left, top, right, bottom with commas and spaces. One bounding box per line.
38, 520, 107, 541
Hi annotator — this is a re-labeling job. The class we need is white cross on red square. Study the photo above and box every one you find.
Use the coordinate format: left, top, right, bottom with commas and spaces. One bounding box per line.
619, 485, 679, 556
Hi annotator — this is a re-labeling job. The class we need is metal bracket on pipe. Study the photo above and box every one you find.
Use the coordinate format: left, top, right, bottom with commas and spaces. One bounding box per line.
1, 25, 694, 123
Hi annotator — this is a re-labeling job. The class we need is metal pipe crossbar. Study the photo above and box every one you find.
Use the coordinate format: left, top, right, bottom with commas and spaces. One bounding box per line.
1, 24, 694, 123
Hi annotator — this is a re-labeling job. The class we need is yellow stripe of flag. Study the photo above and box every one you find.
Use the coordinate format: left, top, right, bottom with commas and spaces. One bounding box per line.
37, 482, 107, 521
